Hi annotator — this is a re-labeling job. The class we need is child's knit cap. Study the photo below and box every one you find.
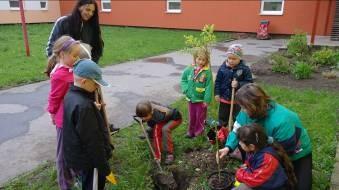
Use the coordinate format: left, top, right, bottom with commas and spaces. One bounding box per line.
226, 44, 243, 59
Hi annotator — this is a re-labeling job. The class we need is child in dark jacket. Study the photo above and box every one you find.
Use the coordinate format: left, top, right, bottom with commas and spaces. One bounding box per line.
136, 100, 182, 165
63, 59, 115, 189
214, 44, 253, 125
233, 124, 297, 190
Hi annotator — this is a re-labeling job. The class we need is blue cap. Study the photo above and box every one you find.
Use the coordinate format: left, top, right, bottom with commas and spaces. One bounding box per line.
73, 59, 109, 87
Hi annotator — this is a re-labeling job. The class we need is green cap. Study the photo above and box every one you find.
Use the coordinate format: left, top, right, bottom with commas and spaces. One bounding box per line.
73, 59, 109, 87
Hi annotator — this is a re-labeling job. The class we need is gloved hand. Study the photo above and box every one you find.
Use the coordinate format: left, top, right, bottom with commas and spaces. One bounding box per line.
106, 172, 117, 185
234, 179, 240, 187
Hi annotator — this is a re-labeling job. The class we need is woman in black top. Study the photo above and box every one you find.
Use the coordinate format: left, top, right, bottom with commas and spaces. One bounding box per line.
46, 0, 104, 63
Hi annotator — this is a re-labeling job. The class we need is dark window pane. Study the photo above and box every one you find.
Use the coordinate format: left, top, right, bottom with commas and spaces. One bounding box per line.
263, 2, 282, 11
40, 1, 46, 8
9, 0, 19, 8
169, 2, 180, 10
103, 2, 111, 10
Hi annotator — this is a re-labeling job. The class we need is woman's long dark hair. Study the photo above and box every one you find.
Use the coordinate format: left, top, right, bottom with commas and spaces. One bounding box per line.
67, 0, 103, 62
237, 124, 297, 189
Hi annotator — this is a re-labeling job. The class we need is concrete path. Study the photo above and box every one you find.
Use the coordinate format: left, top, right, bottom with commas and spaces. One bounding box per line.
0, 37, 295, 185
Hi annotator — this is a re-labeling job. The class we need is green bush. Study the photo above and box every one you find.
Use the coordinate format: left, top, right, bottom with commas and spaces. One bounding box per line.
311, 48, 337, 66
292, 61, 312, 79
287, 33, 308, 57
271, 54, 291, 74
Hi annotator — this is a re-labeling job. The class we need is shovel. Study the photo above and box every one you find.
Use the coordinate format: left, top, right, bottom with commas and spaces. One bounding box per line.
94, 87, 118, 186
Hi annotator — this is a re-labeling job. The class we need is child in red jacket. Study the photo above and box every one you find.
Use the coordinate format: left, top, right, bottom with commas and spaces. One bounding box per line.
233, 124, 296, 190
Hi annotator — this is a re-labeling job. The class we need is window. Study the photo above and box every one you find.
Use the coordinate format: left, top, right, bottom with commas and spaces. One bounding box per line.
101, 0, 111, 12
260, 0, 284, 15
9, 0, 19, 10
167, 0, 181, 13
40, 1, 47, 10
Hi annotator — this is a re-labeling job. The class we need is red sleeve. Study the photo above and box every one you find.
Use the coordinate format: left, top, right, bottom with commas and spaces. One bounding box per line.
235, 153, 279, 188
47, 77, 70, 114
217, 127, 229, 142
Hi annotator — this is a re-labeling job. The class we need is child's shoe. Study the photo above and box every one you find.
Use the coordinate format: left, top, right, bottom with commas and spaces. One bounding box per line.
109, 124, 120, 135
165, 154, 174, 165
185, 134, 194, 139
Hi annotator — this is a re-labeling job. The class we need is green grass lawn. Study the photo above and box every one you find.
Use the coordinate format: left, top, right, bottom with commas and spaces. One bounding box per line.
0, 24, 230, 89
3, 85, 338, 190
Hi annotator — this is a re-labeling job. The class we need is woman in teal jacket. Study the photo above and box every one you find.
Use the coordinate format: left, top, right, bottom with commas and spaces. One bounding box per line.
217, 83, 312, 190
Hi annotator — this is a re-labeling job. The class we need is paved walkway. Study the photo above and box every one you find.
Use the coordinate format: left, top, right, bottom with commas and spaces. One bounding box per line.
0, 36, 338, 188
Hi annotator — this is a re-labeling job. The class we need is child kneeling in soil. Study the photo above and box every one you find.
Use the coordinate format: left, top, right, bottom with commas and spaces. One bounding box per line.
136, 100, 182, 164
232, 124, 296, 190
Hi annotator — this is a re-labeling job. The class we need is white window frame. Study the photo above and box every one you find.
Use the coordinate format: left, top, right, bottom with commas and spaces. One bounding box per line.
101, 0, 111, 12
260, 0, 284, 16
9, 0, 19, 10
167, 0, 181, 13
40, 0, 48, 10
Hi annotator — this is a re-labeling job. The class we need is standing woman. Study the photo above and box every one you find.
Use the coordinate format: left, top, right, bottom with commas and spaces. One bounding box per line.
46, 0, 104, 63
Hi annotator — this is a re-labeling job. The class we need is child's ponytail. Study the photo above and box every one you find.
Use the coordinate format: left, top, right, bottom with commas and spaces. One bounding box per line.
271, 142, 297, 189
45, 54, 58, 77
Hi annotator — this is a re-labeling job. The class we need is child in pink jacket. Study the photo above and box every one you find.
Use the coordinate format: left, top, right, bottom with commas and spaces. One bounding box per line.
46, 35, 82, 190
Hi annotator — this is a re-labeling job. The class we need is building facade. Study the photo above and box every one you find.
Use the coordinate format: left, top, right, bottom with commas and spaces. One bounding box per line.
0, 0, 336, 36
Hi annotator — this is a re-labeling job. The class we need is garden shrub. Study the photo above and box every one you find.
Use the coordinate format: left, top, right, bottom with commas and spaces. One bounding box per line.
311, 48, 337, 66
287, 33, 308, 57
271, 54, 291, 74
293, 61, 312, 79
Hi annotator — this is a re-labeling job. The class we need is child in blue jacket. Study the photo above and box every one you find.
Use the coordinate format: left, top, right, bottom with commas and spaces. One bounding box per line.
214, 44, 252, 125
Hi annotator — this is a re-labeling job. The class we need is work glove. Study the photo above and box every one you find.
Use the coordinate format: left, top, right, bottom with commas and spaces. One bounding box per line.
106, 171, 117, 185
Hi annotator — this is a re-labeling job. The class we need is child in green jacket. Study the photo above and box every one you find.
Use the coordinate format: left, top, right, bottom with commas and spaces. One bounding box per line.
181, 48, 213, 138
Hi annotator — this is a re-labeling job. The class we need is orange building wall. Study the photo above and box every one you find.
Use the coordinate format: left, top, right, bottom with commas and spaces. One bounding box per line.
0, 1, 60, 24
60, 0, 335, 35
59, 0, 75, 16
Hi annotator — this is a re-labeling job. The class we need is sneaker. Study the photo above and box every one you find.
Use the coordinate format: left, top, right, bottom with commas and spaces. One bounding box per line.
138, 134, 146, 140
185, 134, 194, 139
109, 124, 120, 135
165, 154, 174, 165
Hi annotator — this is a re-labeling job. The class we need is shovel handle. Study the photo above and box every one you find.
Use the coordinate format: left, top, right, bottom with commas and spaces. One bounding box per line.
134, 116, 163, 172
228, 78, 236, 131
95, 87, 113, 146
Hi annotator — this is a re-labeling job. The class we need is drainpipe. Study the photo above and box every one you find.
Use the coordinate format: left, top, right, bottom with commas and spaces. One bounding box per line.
310, 0, 320, 45
324, 0, 333, 35
19, 0, 30, 56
